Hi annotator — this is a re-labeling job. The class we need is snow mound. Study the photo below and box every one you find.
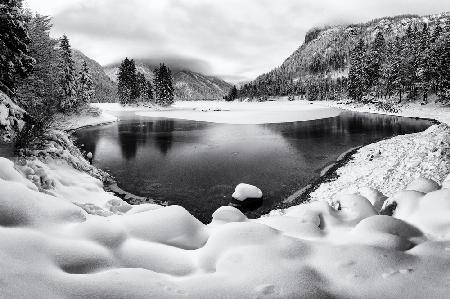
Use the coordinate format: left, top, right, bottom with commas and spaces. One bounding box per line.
0, 157, 449, 298
232, 183, 263, 201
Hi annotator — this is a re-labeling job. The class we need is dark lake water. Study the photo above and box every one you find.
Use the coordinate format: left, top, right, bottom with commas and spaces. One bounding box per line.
74, 111, 432, 222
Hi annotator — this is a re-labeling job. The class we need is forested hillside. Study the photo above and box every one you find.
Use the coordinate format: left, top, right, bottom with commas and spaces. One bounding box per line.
239, 12, 450, 104
72, 50, 117, 102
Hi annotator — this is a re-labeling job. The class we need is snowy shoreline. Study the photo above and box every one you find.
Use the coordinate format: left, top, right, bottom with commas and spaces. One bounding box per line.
1, 99, 449, 298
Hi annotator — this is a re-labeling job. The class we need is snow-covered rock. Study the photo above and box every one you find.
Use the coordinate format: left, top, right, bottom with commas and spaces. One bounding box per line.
212, 206, 247, 223
232, 183, 263, 201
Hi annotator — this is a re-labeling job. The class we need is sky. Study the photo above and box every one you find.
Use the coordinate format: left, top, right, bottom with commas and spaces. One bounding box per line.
24, 0, 450, 83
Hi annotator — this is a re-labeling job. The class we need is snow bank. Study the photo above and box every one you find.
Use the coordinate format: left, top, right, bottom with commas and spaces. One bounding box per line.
135, 100, 342, 124
309, 124, 450, 202
0, 157, 449, 298
54, 108, 117, 131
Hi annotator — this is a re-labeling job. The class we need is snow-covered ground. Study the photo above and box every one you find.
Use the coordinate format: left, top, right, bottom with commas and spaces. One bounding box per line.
0, 155, 449, 298
319, 100, 450, 125
53, 109, 118, 131
299, 100, 450, 205
135, 100, 342, 124
308, 124, 450, 203
1, 99, 449, 298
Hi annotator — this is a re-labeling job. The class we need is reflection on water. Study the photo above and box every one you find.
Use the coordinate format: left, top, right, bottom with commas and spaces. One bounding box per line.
74, 111, 432, 223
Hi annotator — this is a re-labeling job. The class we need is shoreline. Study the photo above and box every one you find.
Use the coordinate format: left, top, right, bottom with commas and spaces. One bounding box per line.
67, 100, 448, 217
278, 100, 447, 209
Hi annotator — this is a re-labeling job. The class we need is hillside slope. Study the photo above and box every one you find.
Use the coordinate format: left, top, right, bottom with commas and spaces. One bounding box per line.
240, 12, 450, 99
72, 50, 118, 102
104, 62, 232, 101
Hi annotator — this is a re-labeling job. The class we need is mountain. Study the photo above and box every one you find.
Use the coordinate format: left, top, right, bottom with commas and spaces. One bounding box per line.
103, 61, 232, 101
239, 12, 450, 99
173, 70, 232, 101
72, 50, 118, 102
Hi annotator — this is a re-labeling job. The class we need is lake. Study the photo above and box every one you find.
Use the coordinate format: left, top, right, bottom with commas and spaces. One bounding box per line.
74, 110, 432, 222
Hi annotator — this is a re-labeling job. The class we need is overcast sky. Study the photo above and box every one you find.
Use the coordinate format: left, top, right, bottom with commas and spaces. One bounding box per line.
25, 0, 450, 83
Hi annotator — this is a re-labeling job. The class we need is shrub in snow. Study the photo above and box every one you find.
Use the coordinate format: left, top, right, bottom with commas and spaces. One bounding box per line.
232, 183, 263, 201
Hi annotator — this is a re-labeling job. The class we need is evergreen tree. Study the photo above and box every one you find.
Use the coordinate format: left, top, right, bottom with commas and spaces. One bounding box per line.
153, 63, 174, 106
76, 61, 94, 106
117, 58, 138, 104
15, 14, 61, 118
225, 85, 238, 101
417, 23, 432, 103
58, 34, 77, 111
366, 31, 386, 96
436, 36, 450, 103
348, 39, 367, 101
0, 0, 33, 96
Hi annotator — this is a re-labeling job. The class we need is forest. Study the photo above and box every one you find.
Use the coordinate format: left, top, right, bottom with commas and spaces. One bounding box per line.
237, 15, 450, 105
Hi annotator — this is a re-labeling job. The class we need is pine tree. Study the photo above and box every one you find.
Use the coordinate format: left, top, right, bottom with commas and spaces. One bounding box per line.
15, 14, 61, 118
58, 34, 77, 112
348, 39, 367, 101
76, 60, 94, 106
366, 31, 386, 97
153, 63, 174, 106
117, 58, 138, 104
417, 23, 432, 103
436, 36, 450, 103
225, 85, 238, 101
0, 0, 33, 96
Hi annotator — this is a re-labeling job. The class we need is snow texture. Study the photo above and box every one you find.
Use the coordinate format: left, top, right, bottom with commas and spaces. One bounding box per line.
0, 157, 449, 298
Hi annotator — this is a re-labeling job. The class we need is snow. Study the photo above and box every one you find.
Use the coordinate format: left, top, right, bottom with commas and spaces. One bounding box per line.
0, 156, 450, 298
319, 100, 450, 125
135, 100, 342, 124
1, 97, 449, 297
308, 124, 450, 204
232, 183, 263, 201
54, 110, 117, 131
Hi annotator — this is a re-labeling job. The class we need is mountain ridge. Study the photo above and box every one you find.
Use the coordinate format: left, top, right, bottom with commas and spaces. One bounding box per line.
240, 11, 450, 98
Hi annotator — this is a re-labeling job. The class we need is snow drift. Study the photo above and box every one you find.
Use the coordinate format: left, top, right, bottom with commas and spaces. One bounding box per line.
0, 156, 449, 298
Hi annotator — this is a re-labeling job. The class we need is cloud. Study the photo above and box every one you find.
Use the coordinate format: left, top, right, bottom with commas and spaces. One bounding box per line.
25, 0, 450, 83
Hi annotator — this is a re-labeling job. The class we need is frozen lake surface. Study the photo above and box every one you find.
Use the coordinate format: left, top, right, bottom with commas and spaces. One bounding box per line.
74, 110, 432, 222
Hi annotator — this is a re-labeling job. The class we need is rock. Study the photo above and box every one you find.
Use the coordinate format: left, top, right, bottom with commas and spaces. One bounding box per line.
232, 183, 263, 201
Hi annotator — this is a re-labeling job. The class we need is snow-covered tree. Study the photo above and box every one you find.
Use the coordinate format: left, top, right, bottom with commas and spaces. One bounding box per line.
153, 63, 174, 106
58, 34, 77, 112
348, 39, 367, 101
117, 58, 138, 105
15, 14, 61, 118
0, 0, 33, 96
76, 61, 95, 106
